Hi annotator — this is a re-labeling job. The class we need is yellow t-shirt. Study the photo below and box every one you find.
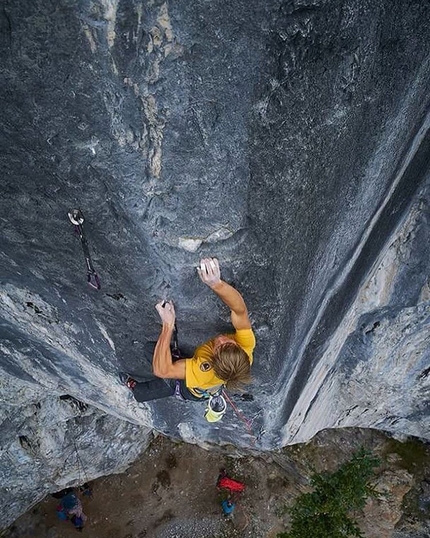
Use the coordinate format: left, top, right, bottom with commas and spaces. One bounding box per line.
185, 329, 256, 397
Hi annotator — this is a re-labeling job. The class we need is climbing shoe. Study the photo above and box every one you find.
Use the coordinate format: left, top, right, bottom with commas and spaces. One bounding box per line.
119, 373, 137, 390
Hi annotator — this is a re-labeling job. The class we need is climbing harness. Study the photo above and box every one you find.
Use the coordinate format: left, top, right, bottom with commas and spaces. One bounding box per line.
68, 209, 101, 290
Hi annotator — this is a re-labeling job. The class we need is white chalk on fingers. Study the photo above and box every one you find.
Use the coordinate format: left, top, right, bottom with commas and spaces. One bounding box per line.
200, 261, 206, 272
210, 260, 216, 270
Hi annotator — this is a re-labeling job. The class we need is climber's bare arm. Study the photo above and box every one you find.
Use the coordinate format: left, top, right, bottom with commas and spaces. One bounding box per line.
197, 258, 252, 331
152, 301, 186, 379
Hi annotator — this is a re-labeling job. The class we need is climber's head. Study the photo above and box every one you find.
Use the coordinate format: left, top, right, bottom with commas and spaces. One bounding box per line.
211, 336, 251, 391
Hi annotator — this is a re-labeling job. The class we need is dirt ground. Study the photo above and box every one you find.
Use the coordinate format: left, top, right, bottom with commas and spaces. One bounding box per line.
5, 435, 288, 538
5, 429, 430, 538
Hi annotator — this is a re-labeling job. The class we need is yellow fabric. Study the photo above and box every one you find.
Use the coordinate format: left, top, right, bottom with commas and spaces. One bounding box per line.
185, 329, 256, 397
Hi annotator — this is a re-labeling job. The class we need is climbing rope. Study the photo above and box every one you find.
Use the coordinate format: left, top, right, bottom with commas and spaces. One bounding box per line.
73, 438, 89, 486
222, 389, 257, 445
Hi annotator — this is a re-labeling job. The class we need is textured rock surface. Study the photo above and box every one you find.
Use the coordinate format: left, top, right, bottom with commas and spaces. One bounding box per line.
1, 0, 430, 528
283, 181, 430, 445
0, 390, 153, 529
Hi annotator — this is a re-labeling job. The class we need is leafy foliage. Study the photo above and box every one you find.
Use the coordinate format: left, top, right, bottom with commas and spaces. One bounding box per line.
277, 448, 380, 538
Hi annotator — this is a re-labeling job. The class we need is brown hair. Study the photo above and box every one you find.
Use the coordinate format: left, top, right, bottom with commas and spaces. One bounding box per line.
211, 342, 252, 391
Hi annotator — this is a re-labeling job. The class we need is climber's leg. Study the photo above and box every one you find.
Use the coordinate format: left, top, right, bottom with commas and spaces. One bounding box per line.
131, 378, 176, 402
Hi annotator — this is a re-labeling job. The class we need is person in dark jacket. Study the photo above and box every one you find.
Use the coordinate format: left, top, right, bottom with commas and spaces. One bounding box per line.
56, 492, 87, 532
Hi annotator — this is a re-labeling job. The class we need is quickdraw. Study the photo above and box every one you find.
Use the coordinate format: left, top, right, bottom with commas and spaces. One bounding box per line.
68, 209, 101, 290
172, 321, 180, 361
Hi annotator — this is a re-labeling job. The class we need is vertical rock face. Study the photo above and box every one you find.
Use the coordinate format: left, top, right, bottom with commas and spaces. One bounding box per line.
0, 0, 429, 527
282, 184, 430, 445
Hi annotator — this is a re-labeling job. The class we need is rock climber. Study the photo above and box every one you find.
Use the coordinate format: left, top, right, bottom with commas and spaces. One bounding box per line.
122, 257, 255, 402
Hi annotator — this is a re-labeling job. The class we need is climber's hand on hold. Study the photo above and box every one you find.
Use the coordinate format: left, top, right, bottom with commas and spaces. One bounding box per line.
155, 300, 176, 327
153, 301, 184, 380
197, 257, 221, 289
197, 258, 251, 330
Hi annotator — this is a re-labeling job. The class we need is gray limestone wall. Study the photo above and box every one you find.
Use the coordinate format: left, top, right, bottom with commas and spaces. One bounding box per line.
1, 0, 429, 528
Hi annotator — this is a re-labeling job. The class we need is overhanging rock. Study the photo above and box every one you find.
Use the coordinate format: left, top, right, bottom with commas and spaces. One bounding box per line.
1, 0, 430, 528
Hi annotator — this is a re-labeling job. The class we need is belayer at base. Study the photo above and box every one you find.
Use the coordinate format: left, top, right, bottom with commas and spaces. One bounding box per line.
121, 257, 256, 404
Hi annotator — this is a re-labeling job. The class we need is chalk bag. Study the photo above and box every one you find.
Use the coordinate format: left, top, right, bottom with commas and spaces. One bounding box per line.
204, 394, 227, 422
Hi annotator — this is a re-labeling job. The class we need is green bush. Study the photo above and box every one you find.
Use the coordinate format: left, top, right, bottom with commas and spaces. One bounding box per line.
278, 448, 380, 538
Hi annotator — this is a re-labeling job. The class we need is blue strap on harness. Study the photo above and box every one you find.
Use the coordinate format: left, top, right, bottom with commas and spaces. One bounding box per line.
174, 380, 185, 400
